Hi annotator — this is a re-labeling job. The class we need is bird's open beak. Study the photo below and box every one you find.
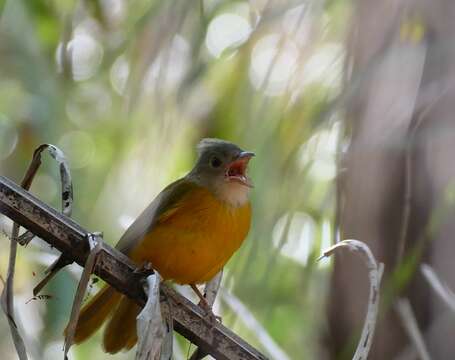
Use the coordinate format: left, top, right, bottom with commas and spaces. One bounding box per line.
225, 151, 254, 187
238, 151, 255, 159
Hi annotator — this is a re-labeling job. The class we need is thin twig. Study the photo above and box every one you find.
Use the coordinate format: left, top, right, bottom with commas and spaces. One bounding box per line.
0, 229, 28, 360
26, 144, 73, 295
63, 233, 102, 359
203, 270, 223, 307
318, 239, 384, 360
19, 144, 73, 247
394, 298, 431, 360
0, 143, 54, 360
421, 263, 455, 313
395, 82, 452, 267
221, 289, 291, 360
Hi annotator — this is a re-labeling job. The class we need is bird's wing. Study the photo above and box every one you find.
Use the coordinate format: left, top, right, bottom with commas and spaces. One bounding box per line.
115, 177, 198, 255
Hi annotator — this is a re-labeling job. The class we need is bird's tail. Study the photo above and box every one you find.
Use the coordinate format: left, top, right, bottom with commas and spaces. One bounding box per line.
67, 285, 121, 344
103, 295, 141, 353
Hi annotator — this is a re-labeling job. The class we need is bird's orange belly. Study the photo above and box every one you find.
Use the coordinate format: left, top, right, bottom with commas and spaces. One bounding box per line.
129, 191, 251, 284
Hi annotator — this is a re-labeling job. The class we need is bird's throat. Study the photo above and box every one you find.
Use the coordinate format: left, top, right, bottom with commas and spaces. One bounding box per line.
214, 182, 250, 208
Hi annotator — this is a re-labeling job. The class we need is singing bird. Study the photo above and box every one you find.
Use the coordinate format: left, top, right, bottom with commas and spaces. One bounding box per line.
71, 138, 254, 353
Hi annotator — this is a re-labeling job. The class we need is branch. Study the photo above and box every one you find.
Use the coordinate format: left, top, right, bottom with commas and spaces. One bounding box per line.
421, 264, 455, 313
318, 239, 384, 360
0, 175, 268, 360
221, 289, 291, 360
0, 143, 64, 360
394, 298, 431, 360
0, 221, 27, 360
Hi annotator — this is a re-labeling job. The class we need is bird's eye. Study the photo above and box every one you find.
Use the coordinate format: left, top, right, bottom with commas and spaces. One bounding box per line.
210, 156, 222, 168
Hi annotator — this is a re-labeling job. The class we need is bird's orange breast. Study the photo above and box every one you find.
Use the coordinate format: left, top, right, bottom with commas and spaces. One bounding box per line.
129, 185, 251, 284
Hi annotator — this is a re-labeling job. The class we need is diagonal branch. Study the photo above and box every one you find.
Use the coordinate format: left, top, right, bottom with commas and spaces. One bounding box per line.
421, 264, 455, 313
394, 298, 431, 360
0, 175, 268, 360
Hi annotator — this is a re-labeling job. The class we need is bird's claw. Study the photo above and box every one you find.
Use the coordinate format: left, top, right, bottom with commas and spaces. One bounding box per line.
134, 261, 154, 277
198, 300, 222, 324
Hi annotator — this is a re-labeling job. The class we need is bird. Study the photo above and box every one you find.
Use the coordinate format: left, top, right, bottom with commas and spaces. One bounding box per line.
69, 138, 254, 354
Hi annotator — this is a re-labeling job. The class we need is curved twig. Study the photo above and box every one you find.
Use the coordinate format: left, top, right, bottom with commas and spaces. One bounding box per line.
19, 144, 73, 247
0, 143, 72, 360
318, 239, 384, 360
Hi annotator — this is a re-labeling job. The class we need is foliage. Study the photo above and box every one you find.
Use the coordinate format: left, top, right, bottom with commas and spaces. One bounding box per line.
0, 0, 351, 359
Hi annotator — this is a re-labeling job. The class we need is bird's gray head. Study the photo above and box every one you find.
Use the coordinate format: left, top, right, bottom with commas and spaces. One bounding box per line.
188, 138, 254, 207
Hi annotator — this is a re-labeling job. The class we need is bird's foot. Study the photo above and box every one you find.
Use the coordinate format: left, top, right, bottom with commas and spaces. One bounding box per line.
198, 298, 222, 324
190, 284, 222, 324
134, 261, 154, 277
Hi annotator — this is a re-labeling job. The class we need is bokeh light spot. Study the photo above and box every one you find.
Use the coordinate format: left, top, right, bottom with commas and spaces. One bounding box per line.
58, 131, 95, 169
110, 55, 130, 95
282, 4, 309, 45
302, 44, 344, 89
298, 122, 341, 181
66, 84, 112, 127
249, 34, 298, 96
144, 35, 190, 92
100, 0, 126, 25
206, 13, 252, 58
273, 212, 316, 266
57, 32, 104, 81
0, 114, 18, 160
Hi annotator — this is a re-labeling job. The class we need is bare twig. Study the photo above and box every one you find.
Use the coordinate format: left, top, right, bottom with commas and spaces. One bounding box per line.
18, 144, 73, 246
20, 144, 74, 296
221, 289, 291, 360
63, 233, 102, 359
204, 270, 223, 307
33, 256, 73, 296
421, 263, 455, 313
318, 239, 384, 360
395, 81, 450, 267
0, 229, 28, 360
0, 143, 60, 360
394, 298, 431, 360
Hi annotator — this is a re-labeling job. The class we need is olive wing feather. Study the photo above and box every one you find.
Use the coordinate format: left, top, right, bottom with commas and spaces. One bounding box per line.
114, 178, 197, 255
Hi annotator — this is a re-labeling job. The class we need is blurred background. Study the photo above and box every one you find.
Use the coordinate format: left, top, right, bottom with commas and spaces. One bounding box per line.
1, 0, 455, 359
